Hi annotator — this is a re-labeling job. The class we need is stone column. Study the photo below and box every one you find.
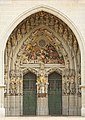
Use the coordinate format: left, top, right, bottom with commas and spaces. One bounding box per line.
0, 51, 5, 116
81, 54, 85, 116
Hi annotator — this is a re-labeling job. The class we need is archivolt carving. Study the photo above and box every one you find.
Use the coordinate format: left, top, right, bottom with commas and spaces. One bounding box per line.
6, 11, 78, 56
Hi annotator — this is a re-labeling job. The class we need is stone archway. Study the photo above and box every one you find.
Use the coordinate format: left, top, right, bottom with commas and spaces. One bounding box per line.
4, 8, 82, 116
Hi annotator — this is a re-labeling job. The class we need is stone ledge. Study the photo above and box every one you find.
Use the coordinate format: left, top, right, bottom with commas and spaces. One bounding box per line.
0, 84, 6, 88
80, 85, 85, 88
0, 116, 85, 120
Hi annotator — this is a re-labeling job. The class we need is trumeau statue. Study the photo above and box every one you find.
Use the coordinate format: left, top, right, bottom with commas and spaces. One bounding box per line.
37, 73, 47, 94
36, 62, 48, 96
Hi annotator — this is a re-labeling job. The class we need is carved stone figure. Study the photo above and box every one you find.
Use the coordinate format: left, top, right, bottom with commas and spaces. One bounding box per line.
40, 12, 44, 24
77, 73, 81, 95
68, 33, 73, 48
59, 24, 64, 36
50, 16, 54, 26
10, 33, 16, 47
54, 19, 59, 32
7, 39, 11, 55
65, 55, 70, 69
63, 28, 68, 41
45, 14, 49, 26
73, 37, 78, 54
26, 20, 30, 32
17, 28, 22, 41
35, 14, 39, 26
70, 76, 75, 94
10, 78, 16, 95
15, 77, 20, 95
30, 17, 35, 28
63, 80, 67, 94
19, 79, 23, 95
37, 74, 46, 93
66, 79, 70, 94
21, 23, 26, 37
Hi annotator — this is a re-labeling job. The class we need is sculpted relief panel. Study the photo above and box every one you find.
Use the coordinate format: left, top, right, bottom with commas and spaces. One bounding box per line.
17, 40, 64, 64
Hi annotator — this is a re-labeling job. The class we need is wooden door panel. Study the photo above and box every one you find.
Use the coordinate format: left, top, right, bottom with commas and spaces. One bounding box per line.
48, 72, 62, 116
23, 72, 36, 116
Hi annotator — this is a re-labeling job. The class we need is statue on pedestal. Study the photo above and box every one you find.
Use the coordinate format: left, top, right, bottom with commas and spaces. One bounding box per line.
36, 62, 48, 97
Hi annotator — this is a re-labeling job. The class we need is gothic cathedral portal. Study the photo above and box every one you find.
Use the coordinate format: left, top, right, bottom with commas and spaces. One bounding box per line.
4, 11, 81, 116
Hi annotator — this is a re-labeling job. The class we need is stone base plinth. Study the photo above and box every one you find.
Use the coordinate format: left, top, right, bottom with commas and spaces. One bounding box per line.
81, 107, 85, 116
0, 108, 5, 117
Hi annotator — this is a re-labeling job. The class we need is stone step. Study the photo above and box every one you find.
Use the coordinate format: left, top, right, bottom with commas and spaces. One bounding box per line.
0, 117, 85, 120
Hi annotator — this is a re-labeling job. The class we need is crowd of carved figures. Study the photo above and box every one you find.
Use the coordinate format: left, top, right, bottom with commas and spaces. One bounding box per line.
4, 70, 23, 95
63, 69, 81, 96
9, 77, 23, 95
4, 11, 81, 96
17, 41, 64, 64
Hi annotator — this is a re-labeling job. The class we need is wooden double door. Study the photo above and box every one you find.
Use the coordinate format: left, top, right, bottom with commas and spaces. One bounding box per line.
23, 72, 62, 116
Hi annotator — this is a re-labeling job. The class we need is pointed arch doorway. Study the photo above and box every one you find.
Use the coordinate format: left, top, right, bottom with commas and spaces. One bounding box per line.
23, 72, 37, 116
4, 9, 81, 116
48, 72, 62, 116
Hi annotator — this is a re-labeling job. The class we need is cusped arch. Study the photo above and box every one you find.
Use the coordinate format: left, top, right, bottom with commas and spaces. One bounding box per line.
23, 67, 38, 76
47, 67, 62, 76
